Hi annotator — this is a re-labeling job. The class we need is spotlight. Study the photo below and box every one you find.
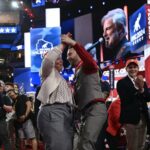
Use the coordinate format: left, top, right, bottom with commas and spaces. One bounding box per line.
78, 9, 81, 13
11, 1, 19, 8
102, 1, 106, 5
24, 8, 28, 12
20, 1, 23, 5
90, 5, 93, 9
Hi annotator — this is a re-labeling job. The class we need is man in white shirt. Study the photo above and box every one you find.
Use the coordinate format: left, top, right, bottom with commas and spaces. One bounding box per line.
117, 59, 150, 150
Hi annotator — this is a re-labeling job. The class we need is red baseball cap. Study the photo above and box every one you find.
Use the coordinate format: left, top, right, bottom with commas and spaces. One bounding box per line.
125, 59, 138, 67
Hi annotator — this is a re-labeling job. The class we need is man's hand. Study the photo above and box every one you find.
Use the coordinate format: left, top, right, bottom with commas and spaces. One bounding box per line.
18, 115, 26, 123
135, 75, 144, 93
61, 33, 76, 47
3, 105, 12, 112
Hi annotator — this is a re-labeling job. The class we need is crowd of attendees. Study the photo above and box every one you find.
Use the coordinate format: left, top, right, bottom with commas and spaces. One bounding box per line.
1, 58, 150, 150
0, 81, 39, 150
0, 7, 150, 150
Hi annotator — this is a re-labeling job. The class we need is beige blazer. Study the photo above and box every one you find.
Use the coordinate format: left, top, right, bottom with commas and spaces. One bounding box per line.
37, 46, 62, 104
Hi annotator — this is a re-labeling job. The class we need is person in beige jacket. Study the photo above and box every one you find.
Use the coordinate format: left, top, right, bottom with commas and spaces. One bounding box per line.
37, 34, 74, 150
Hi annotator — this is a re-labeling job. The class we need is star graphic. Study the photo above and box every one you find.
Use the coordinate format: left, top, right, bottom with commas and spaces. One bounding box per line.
5, 28, 10, 33
11, 27, 16, 33
0, 28, 4, 33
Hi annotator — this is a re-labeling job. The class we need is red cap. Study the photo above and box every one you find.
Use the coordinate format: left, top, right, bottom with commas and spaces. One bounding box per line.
125, 59, 138, 67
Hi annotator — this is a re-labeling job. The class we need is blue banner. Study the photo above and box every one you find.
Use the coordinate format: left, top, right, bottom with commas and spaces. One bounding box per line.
129, 4, 147, 51
14, 68, 41, 92
32, 0, 45, 7
30, 27, 61, 72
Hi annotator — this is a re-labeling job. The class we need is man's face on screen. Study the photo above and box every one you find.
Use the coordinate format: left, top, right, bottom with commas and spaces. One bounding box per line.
103, 18, 120, 49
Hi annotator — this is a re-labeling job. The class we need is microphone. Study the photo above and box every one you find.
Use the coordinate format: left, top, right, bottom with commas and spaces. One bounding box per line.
87, 37, 103, 52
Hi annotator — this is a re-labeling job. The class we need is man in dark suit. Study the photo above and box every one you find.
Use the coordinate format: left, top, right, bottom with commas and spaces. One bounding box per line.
117, 59, 150, 150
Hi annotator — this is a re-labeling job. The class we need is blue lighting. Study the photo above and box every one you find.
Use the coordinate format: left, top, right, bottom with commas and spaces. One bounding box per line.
0, 27, 17, 34
32, 0, 45, 7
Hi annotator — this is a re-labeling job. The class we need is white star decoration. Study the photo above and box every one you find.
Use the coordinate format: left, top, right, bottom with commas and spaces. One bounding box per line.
11, 28, 16, 33
5, 28, 10, 33
0, 27, 17, 34
0, 28, 4, 33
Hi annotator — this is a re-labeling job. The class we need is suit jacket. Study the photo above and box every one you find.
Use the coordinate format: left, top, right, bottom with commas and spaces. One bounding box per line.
117, 76, 150, 124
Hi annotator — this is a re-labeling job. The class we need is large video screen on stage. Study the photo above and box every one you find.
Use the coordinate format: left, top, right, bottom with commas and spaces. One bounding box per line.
101, 5, 148, 68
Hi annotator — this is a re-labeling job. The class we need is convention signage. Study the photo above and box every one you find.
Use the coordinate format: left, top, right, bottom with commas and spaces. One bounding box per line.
30, 27, 61, 72
129, 4, 150, 51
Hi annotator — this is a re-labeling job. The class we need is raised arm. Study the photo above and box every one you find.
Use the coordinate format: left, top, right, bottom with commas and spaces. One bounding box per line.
61, 34, 98, 71
41, 43, 66, 81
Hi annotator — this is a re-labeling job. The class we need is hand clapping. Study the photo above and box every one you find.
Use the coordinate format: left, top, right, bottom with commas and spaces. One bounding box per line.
135, 75, 144, 92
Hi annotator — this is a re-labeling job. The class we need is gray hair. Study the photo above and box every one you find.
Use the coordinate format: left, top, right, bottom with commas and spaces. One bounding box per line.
101, 8, 127, 34
0, 80, 5, 87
